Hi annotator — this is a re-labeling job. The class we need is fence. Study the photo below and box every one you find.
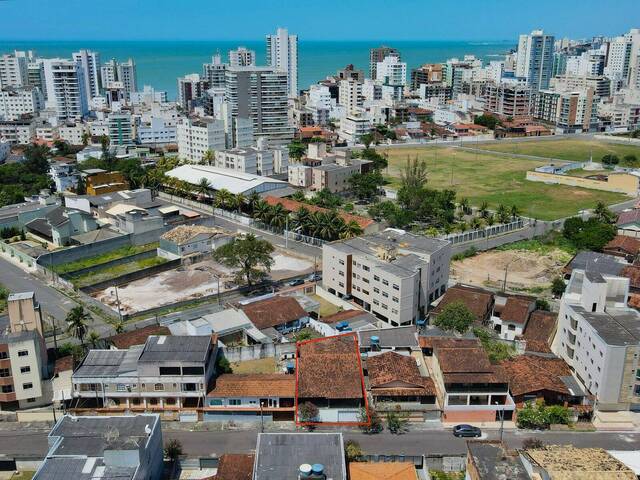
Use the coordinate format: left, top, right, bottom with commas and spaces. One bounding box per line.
440, 219, 526, 245
220, 342, 296, 363
0, 240, 37, 269
37, 234, 131, 267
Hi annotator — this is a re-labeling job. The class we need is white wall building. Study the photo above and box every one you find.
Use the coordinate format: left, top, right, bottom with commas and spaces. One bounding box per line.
42, 59, 89, 120
516, 30, 555, 91
339, 79, 363, 115
137, 116, 177, 145
108, 112, 134, 146
72, 50, 101, 99
58, 122, 87, 146
177, 117, 226, 163
375, 55, 407, 89
0, 87, 44, 120
339, 115, 371, 144
130, 85, 168, 105
100, 58, 137, 98
214, 138, 288, 176
229, 47, 256, 67
266, 27, 298, 97
0, 53, 28, 88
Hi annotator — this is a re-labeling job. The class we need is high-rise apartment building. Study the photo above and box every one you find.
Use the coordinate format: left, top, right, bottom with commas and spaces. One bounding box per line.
0, 53, 28, 89
229, 47, 256, 67
177, 117, 226, 163
72, 49, 101, 99
224, 66, 293, 145
266, 28, 298, 97
339, 79, 363, 115
534, 88, 599, 133
411, 63, 444, 90
26, 60, 46, 99
515, 30, 555, 91
0, 86, 44, 120
108, 112, 134, 146
202, 53, 227, 88
42, 59, 89, 120
369, 46, 400, 80
177, 73, 210, 111
484, 82, 532, 118
100, 58, 137, 98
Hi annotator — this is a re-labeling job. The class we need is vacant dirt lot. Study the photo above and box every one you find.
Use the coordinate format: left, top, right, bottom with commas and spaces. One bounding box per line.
93, 248, 316, 314
451, 249, 569, 292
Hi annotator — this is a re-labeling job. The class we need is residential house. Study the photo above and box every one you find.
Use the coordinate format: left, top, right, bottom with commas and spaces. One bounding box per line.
320, 310, 378, 334
24, 205, 98, 247
428, 338, 515, 423
516, 310, 558, 354
617, 209, 640, 237
499, 354, 586, 407
490, 294, 536, 341
104, 204, 164, 236
296, 334, 365, 423
0, 191, 58, 231
158, 225, 233, 259
239, 296, 310, 335
49, 161, 80, 193
603, 235, 640, 263
357, 326, 420, 354
254, 433, 347, 480
365, 351, 437, 420
51, 355, 74, 409
210, 454, 254, 480
33, 414, 164, 480
105, 325, 170, 350
466, 441, 529, 480
84, 170, 130, 195
205, 374, 295, 422
72, 335, 217, 412
430, 284, 494, 326
520, 446, 636, 479
323, 230, 451, 327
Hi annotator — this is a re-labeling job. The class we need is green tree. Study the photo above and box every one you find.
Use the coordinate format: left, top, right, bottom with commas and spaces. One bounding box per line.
345, 440, 363, 462
65, 306, 90, 345
87, 331, 101, 349
516, 401, 570, 429
360, 148, 388, 170
360, 133, 375, 148
291, 190, 307, 202
601, 154, 620, 167
253, 200, 272, 224
340, 219, 364, 239
214, 188, 235, 210
479, 201, 489, 219
213, 234, 275, 286
288, 140, 306, 161
216, 356, 233, 373
474, 114, 501, 130
112, 320, 125, 334
386, 409, 409, 434
473, 328, 515, 363
368, 201, 414, 228
310, 188, 343, 209
349, 171, 384, 201
535, 299, 550, 311
81, 132, 90, 146
299, 401, 319, 423
459, 197, 470, 215
551, 277, 566, 297
593, 201, 615, 224
196, 177, 212, 201
510, 204, 520, 220
268, 203, 289, 229
433, 301, 475, 334
164, 438, 183, 474
398, 156, 428, 211
291, 206, 312, 234
624, 154, 639, 167
202, 149, 215, 165
563, 217, 616, 251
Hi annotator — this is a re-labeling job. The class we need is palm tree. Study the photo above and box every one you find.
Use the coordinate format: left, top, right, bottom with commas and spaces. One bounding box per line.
458, 221, 468, 233
66, 306, 90, 345
459, 197, 470, 215
486, 214, 496, 226
247, 191, 261, 214
496, 204, 510, 224
269, 204, 289, 230
291, 206, 312, 235
311, 211, 345, 241
479, 201, 489, 219
235, 193, 247, 214
594, 201, 614, 223
340, 220, 364, 239
510, 205, 520, 220
164, 439, 183, 477
253, 200, 272, 223
196, 178, 212, 202
87, 331, 101, 349
202, 149, 215, 166
291, 190, 307, 202
81, 132, 90, 146
471, 217, 483, 230
215, 188, 234, 210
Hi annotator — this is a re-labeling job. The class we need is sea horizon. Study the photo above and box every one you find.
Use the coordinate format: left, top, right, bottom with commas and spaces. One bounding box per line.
0, 39, 516, 99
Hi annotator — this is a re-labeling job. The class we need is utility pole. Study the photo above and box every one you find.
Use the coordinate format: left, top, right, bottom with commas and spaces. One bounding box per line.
114, 284, 123, 322
260, 401, 265, 433
285, 214, 289, 249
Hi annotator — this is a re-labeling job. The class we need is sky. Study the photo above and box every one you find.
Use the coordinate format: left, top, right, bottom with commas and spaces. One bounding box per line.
0, 0, 637, 41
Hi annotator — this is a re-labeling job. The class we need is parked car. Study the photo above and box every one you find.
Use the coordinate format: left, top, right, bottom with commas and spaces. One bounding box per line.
452, 424, 482, 438
306, 273, 322, 282
288, 278, 305, 287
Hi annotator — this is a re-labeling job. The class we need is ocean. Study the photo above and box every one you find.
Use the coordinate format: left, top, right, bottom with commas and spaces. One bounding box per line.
0, 40, 515, 99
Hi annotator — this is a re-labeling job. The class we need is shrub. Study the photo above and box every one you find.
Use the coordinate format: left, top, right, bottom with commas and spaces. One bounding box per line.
358, 407, 383, 434
551, 277, 566, 296
299, 401, 319, 423
433, 301, 475, 334
345, 440, 363, 462
535, 299, 550, 311
216, 356, 233, 373
522, 437, 545, 449
516, 401, 571, 429
452, 246, 478, 261
386, 409, 409, 434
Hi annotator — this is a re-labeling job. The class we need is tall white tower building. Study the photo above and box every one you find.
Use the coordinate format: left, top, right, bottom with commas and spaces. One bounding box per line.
42, 59, 89, 120
72, 50, 101, 99
266, 28, 298, 97
0, 53, 28, 88
229, 47, 256, 67
516, 30, 555, 91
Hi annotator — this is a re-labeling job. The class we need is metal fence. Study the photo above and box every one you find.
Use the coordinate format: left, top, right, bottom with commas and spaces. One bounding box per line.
440, 218, 526, 245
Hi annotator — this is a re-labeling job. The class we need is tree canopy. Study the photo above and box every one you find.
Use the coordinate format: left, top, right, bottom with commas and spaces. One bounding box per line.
433, 301, 475, 334
562, 217, 616, 251
213, 234, 275, 286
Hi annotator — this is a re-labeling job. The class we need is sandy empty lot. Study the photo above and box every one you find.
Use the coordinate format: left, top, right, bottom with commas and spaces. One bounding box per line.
94, 248, 316, 314
451, 249, 569, 291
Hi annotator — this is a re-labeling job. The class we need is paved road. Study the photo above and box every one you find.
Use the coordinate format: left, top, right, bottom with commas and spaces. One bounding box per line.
0, 256, 76, 323
2, 427, 639, 459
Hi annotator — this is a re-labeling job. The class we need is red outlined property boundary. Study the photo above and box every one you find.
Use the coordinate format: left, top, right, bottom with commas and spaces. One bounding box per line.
294, 332, 371, 427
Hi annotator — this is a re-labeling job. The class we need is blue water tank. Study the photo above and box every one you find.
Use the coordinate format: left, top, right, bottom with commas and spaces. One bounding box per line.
312, 464, 324, 475
371, 335, 380, 345
336, 321, 349, 331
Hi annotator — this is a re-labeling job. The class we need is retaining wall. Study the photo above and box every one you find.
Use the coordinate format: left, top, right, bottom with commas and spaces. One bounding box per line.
220, 342, 296, 363
80, 258, 181, 293
62, 249, 157, 279
0, 240, 37, 269
37, 234, 131, 267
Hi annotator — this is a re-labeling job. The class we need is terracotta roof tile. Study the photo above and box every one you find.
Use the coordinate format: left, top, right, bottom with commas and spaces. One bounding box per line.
264, 196, 374, 230
617, 209, 640, 226
499, 355, 571, 397
54, 355, 74, 375
366, 352, 436, 396
432, 285, 494, 324
211, 454, 254, 480
499, 296, 535, 325
349, 462, 418, 480
107, 325, 171, 349
322, 309, 368, 324
604, 235, 640, 256
419, 337, 480, 350
621, 265, 640, 289
208, 374, 295, 398
629, 293, 640, 309
297, 334, 364, 400
517, 311, 557, 353
240, 296, 307, 330
436, 347, 493, 374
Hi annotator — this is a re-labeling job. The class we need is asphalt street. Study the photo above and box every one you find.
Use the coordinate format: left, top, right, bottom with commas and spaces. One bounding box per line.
0, 427, 638, 459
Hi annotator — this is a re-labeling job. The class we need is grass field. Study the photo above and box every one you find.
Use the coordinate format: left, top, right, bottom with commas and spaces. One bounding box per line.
230, 357, 277, 374
379, 145, 628, 220
53, 243, 159, 274
69, 256, 167, 288
473, 138, 640, 163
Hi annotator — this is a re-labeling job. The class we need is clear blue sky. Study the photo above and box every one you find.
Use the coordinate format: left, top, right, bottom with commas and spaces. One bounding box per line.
0, 0, 637, 41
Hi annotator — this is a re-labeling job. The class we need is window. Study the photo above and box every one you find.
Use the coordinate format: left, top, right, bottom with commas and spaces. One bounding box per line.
382, 303, 388, 310
362, 265, 370, 272
0, 352, 7, 360
26, 398, 36, 403
508, 324, 516, 331
22, 382, 33, 390
362, 278, 369, 284
338, 282, 344, 288
374, 287, 380, 294
17, 350, 28, 357
1, 385, 13, 393
0, 369, 9, 378
392, 297, 399, 303
182, 366, 204, 375
154, 383, 164, 391
116, 384, 127, 392
374, 275, 380, 282
392, 284, 399, 291
362, 289, 369, 295
635, 385, 640, 397
382, 292, 389, 298
339, 259, 344, 265
382, 280, 389, 286
20, 366, 30, 374
373, 299, 379, 306
159, 366, 181, 376
229, 399, 243, 406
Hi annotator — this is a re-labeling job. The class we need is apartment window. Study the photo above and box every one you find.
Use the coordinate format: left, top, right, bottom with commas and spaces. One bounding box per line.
382, 292, 389, 298
1, 385, 13, 393
116, 384, 127, 392
20, 366, 30, 374
351, 272, 355, 278
392, 284, 399, 291
392, 309, 398, 314
339, 259, 344, 265
0, 369, 9, 377
382, 304, 388, 310
154, 383, 164, 391
338, 282, 344, 288
382, 280, 389, 286
636, 369, 640, 380
229, 399, 242, 406
635, 385, 640, 397
508, 325, 516, 331
374, 287, 380, 294
159, 367, 181, 376
17, 350, 28, 357
362, 289, 369, 295
362, 278, 369, 284
182, 367, 204, 375
26, 398, 36, 403
392, 297, 399, 303
362, 265, 370, 272
22, 382, 33, 390
373, 299, 379, 306
0, 352, 7, 360
374, 275, 380, 282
